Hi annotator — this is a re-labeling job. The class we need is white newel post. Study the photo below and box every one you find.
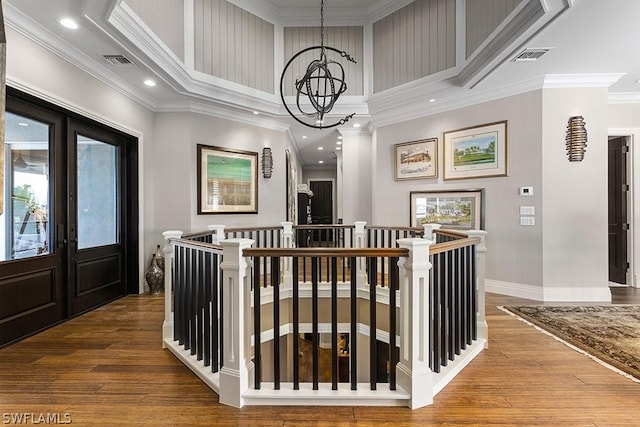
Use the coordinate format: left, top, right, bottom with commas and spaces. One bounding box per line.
219, 238, 255, 408
281, 222, 293, 288
208, 224, 226, 243
396, 237, 433, 409
467, 230, 488, 346
422, 223, 441, 241
354, 221, 367, 287
162, 230, 183, 347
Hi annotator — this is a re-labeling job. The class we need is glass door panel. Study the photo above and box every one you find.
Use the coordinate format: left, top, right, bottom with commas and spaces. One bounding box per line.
2, 112, 51, 261
76, 136, 118, 250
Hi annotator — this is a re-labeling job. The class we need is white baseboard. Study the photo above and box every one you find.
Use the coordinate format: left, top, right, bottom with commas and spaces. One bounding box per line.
486, 279, 611, 302
485, 279, 544, 301
542, 286, 611, 302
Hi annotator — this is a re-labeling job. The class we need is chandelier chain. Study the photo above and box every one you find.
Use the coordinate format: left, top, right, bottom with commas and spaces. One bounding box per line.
320, 0, 325, 49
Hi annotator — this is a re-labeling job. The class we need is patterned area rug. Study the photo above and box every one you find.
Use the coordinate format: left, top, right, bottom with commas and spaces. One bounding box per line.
500, 305, 640, 381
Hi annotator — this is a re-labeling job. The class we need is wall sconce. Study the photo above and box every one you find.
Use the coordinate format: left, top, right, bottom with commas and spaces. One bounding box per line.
566, 116, 587, 162
262, 147, 273, 178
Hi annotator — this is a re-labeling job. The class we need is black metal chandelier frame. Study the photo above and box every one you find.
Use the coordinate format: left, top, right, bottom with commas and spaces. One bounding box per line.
279, 0, 357, 129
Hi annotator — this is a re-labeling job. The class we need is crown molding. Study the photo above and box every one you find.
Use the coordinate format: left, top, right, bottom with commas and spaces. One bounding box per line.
155, 99, 290, 132
609, 92, 640, 104
543, 73, 626, 88
3, 1, 158, 110
370, 75, 546, 128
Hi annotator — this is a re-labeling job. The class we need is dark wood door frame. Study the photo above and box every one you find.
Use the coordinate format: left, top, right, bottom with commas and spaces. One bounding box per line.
608, 136, 629, 284
0, 87, 139, 347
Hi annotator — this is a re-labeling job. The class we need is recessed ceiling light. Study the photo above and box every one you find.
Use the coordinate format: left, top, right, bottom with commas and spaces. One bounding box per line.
253, 111, 259, 115
319, 160, 324, 164
143, 79, 156, 87
429, 98, 436, 103
317, 147, 324, 150
302, 135, 307, 139
18, 122, 29, 127
337, 136, 343, 140
336, 141, 342, 145
336, 146, 342, 151
353, 123, 361, 128
59, 18, 79, 30
635, 79, 640, 84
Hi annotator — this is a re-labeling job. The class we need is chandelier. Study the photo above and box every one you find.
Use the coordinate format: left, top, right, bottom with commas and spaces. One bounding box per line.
279, 0, 356, 129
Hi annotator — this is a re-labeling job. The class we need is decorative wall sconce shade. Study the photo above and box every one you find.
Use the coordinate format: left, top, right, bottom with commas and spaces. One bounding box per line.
262, 147, 273, 178
566, 116, 587, 162
279, 0, 356, 129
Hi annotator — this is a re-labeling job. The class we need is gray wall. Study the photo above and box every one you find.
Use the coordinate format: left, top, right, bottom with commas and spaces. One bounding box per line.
372, 0, 455, 93
466, 0, 522, 58
283, 26, 364, 97
194, 0, 275, 93
373, 91, 544, 292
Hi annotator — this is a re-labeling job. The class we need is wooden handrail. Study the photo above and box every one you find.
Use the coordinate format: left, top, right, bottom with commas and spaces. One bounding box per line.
244, 247, 409, 258
293, 224, 355, 230
434, 229, 469, 239
429, 237, 480, 255
366, 225, 423, 233
225, 225, 283, 233
169, 237, 222, 252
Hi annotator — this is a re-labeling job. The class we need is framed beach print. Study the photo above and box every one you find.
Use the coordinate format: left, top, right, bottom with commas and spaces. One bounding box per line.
410, 189, 484, 230
443, 121, 507, 180
394, 138, 437, 180
197, 144, 258, 214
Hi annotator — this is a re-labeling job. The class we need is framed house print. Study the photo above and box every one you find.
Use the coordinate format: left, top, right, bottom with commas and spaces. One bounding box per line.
394, 138, 437, 180
197, 144, 258, 214
410, 189, 484, 230
443, 121, 507, 180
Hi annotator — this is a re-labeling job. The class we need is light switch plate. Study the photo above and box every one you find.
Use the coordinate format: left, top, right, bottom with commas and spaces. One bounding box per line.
520, 186, 533, 196
520, 216, 535, 226
520, 206, 535, 215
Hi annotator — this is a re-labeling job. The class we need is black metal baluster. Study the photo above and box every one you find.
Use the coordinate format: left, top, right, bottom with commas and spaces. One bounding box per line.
293, 257, 300, 390
453, 248, 464, 355
471, 245, 477, 340
432, 253, 441, 373
253, 256, 261, 389
369, 256, 377, 390
174, 245, 182, 343
196, 250, 204, 361
312, 256, 319, 390
331, 256, 338, 390
272, 256, 280, 390
389, 257, 398, 391
203, 251, 211, 366
350, 256, 357, 391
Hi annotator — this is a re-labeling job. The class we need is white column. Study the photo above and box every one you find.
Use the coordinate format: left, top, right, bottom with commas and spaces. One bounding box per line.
354, 221, 367, 287
281, 222, 293, 288
467, 230, 488, 346
208, 224, 226, 243
161, 230, 183, 347
219, 238, 255, 408
396, 237, 433, 409
422, 223, 441, 241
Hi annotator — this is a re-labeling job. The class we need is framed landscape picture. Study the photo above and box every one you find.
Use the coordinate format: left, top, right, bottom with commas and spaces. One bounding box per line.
443, 121, 507, 180
394, 138, 437, 180
197, 144, 258, 214
410, 189, 484, 230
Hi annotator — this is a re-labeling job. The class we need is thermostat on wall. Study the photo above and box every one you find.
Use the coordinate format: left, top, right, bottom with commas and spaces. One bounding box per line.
519, 186, 533, 196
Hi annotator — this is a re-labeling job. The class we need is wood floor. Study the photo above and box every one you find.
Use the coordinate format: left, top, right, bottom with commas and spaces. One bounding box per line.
1, 291, 640, 426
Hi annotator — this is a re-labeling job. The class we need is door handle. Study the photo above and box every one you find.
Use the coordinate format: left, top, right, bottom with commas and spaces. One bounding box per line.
56, 224, 67, 247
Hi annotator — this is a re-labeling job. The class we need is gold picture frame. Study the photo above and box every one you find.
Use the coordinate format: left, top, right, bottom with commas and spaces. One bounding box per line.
394, 138, 438, 180
443, 121, 507, 180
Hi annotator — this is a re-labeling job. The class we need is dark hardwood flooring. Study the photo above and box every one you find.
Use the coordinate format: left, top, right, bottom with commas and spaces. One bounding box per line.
1, 289, 640, 425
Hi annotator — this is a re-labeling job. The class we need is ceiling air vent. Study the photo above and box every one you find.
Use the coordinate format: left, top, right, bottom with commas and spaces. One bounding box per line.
511, 48, 550, 62
102, 54, 135, 66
